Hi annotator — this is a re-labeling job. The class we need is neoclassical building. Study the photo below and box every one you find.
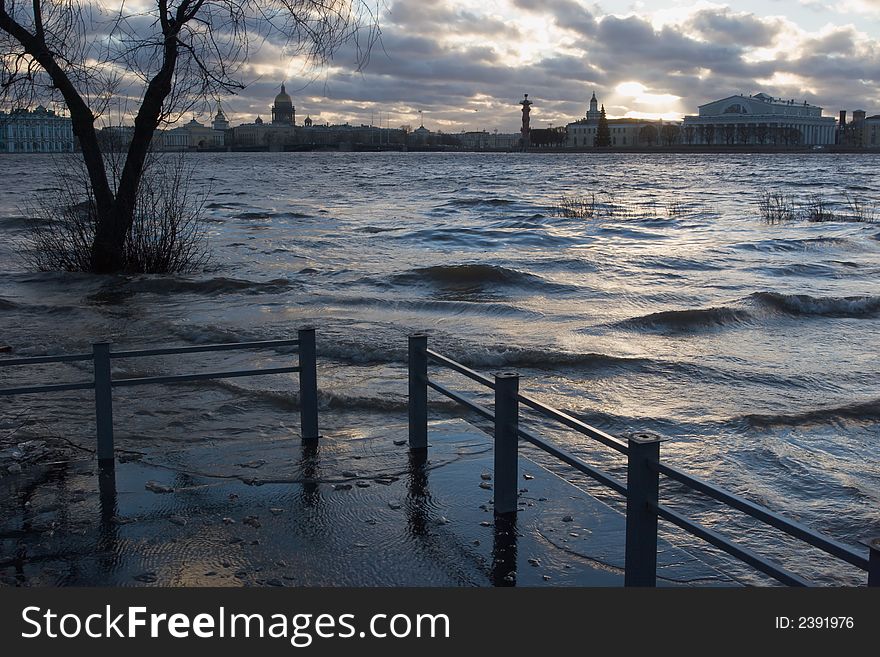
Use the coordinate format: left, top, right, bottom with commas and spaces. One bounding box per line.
0, 106, 74, 153
271, 84, 296, 125
566, 92, 680, 148
161, 117, 225, 150
681, 93, 836, 146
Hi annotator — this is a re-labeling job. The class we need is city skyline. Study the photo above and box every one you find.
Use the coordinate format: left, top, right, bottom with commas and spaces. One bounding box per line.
4, 1, 880, 133
94, 0, 880, 132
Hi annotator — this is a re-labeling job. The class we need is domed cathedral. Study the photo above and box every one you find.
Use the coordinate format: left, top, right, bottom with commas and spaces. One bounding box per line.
272, 83, 296, 126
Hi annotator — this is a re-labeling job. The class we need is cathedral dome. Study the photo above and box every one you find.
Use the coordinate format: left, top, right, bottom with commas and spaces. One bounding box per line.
274, 84, 293, 108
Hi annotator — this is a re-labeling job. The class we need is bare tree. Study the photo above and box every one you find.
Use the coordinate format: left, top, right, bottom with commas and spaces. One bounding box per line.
0, 1, 379, 272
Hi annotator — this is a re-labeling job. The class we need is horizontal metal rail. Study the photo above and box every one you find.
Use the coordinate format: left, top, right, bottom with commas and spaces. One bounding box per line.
517, 392, 629, 455
0, 381, 94, 396
426, 371, 628, 496
654, 502, 811, 587
112, 366, 301, 388
518, 425, 627, 496
0, 353, 93, 367
410, 337, 878, 587
426, 379, 494, 421
655, 462, 869, 571
426, 349, 495, 389
111, 339, 300, 359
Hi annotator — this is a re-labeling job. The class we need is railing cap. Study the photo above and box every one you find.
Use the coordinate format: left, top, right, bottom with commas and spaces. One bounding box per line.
627, 432, 666, 445
495, 371, 519, 379
409, 332, 429, 339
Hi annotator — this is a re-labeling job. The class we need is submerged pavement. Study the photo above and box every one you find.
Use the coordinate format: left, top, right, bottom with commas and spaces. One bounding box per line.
0, 419, 736, 586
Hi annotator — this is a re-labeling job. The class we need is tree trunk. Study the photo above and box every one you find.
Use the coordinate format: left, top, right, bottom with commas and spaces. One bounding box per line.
92, 31, 179, 273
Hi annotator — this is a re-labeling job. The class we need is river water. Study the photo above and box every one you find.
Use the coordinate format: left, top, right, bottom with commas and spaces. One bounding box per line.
1, 151, 878, 585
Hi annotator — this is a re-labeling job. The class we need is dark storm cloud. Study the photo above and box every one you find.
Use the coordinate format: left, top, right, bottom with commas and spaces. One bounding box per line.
388, 2, 523, 40
686, 8, 782, 47
54, 0, 879, 131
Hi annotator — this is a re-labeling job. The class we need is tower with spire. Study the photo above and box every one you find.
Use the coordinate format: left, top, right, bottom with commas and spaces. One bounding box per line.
212, 101, 229, 131
586, 91, 600, 122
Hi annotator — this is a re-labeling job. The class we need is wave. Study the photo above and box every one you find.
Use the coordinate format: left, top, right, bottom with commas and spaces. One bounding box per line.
389, 264, 569, 292
121, 276, 294, 297
357, 225, 405, 234
456, 346, 651, 371
447, 197, 516, 207
233, 211, 312, 220
325, 295, 543, 319
615, 307, 753, 332
743, 398, 880, 428
749, 292, 880, 318
733, 237, 854, 253
0, 298, 18, 310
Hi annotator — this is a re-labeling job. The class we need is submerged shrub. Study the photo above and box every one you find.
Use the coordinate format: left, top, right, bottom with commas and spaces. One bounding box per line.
556, 192, 689, 220
758, 190, 796, 224
758, 189, 877, 225
20, 154, 211, 274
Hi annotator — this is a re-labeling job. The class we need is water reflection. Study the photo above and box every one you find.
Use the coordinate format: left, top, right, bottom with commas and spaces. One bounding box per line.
97, 467, 118, 549
405, 450, 429, 537
299, 443, 320, 508
491, 514, 518, 587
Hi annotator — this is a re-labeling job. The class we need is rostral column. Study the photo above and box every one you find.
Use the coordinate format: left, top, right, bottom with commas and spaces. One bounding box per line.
520, 93, 532, 150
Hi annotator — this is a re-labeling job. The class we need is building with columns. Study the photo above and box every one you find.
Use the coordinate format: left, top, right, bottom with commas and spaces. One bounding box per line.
681, 92, 836, 146
271, 84, 296, 125
0, 106, 75, 153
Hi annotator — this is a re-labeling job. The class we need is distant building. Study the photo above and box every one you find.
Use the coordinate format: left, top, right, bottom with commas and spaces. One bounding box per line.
566, 93, 679, 148
212, 102, 229, 131
161, 117, 224, 150
0, 106, 74, 153
839, 110, 880, 148
682, 92, 836, 146
227, 116, 296, 150
459, 130, 492, 149
272, 84, 295, 125
97, 125, 137, 151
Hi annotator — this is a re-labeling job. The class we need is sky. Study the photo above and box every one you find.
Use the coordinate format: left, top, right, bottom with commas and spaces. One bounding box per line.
124, 1, 880, 131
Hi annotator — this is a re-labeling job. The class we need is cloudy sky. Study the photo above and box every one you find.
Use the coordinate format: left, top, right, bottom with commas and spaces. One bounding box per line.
181, 1, 880, 131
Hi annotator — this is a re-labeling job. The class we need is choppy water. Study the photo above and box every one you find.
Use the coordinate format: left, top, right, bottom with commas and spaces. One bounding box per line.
1, 152, 879, 585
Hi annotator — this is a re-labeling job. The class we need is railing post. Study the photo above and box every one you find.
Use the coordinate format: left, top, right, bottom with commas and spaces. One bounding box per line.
298, 327, 320, 444
624, 434, 661, 586
408, 333, 428, 451
494, 372, 519, 516
867, 538, 880, 587
92, 342, 115, 470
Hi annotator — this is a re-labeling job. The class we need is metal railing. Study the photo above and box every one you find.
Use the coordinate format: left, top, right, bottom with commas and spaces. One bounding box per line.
407, 333, 880, 587
0, 327, 321, 470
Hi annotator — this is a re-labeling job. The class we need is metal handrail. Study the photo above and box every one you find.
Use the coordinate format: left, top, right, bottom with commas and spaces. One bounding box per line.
517, 424, 628, 496
111, 338, 300, 359
516, 391, 629, 454
0, 353, 93, 367
408, 333, 879, 587
653, 502, 811, 587
0, 381, 94, 396
112, 366, 301, 388
0, 329, 321, 469
426, 349, 495, 389
654, 462, 869, 570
